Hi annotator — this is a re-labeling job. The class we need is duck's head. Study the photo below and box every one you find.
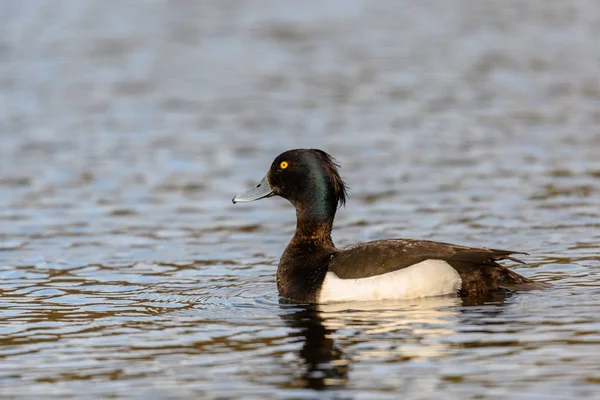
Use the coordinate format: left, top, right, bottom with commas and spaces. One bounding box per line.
233, 149, 348, 218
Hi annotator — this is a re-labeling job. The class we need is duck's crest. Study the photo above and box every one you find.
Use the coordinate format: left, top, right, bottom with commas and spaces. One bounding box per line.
311, 149, 348, 209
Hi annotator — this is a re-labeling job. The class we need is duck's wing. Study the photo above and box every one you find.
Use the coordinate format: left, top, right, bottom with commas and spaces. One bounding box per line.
328, 239, 536, 296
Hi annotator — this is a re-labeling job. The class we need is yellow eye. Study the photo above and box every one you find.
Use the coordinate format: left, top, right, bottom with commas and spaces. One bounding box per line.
280, 161, 289, 169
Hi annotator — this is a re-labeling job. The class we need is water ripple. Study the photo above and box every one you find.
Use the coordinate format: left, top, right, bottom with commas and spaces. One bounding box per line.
1, 1, 600, 398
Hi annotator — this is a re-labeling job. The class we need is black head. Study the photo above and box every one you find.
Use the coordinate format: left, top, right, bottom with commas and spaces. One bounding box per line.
233, 149, 348, 219
269, 149, 347, 209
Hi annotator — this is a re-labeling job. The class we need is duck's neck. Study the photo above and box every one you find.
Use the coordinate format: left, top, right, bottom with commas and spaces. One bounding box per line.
292, 204, 336, 246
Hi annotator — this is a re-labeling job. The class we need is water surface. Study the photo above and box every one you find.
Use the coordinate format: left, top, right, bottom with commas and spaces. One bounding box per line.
1, 1, 600, 398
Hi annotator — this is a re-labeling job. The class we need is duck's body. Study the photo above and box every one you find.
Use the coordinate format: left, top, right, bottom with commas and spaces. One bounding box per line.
233, 149, 538, 303
278, 238, 532, 303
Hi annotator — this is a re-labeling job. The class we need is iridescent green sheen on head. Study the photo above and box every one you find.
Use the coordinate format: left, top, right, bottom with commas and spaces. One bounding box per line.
303, 150, 347, 220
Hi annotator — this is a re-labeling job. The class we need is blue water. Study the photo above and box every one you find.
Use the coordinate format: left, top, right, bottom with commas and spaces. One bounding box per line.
1, 1, 599, 398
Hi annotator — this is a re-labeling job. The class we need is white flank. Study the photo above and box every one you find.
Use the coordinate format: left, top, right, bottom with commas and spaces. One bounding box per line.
317, 259, 462, 303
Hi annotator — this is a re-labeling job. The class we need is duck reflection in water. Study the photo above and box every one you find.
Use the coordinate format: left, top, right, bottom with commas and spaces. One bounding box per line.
280, 303, 349, 390
279, 292, 512, 391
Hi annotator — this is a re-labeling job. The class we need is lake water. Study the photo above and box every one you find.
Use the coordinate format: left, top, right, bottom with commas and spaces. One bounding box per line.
1, 1, 599, 398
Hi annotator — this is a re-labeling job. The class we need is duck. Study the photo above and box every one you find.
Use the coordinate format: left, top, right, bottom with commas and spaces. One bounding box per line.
232, 149, 539, 303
